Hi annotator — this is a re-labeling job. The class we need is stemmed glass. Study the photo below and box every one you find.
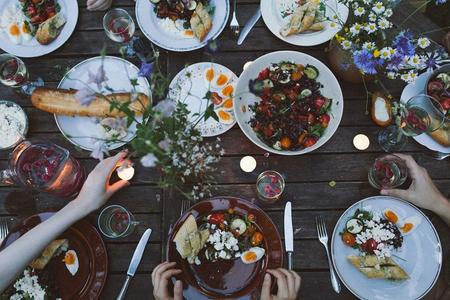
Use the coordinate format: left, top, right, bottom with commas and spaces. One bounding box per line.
378, 94, 445, 152
0, 53, 44, 95
103, 8, 136, 55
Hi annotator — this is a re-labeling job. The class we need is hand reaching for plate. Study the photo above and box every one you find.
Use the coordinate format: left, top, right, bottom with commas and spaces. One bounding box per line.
152, 262, 183, 300
380, 153, 450, 226
87, 0, 113, 11
261, 268, 301, 300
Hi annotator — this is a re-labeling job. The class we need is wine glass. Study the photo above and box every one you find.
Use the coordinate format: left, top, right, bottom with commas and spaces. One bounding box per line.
103, 8, 136, 54
378, 94, 445, 152
368, 154, 408, 189
0, 54, 28, 87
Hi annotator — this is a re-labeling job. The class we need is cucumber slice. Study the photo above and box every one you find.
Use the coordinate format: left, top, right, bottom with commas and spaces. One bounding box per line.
346, 218, 363, 234
299, 89, 312, 99
150, 0, 161, 3
262, 79, 274, 88
304, 65, 319, 80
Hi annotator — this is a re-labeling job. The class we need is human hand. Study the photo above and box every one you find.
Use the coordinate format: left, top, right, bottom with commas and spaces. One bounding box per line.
261, 268, 301, 300
380, 154, 447, 211
87, 0, 113, 11
152, 262, 183, 300
73, 151, 130, 213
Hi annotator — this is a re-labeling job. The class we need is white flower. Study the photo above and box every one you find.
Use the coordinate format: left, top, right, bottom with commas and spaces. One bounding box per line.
362, 42, 376, 50
400, 73, 410, 82
368, 12, 377, 22
408, 70, 418, 82
377, 18, 391, 29
408, 55, 423, 67
384, 8, 393, 17
387, 71, 396, 79
354, 6, 365, 16
417, 37, 431, 49
140, 153, 157, 167
341, 40, 352, 50
349, 23, 362, 36
380, 47, 395, 59
365, 23, 377, 34
373, 2, 385, 14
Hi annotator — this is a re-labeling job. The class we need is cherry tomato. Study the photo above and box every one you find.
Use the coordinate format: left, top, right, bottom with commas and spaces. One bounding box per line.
440, 97, 450, 111
257, 68, 270, 80
210, 92, 223, 105
251, 232, 264, 246
313, 96, 326, 109
361, 238, 378, 254
303, 137, 317, 148
280, 137, 292, 149
209, 213, 225, 225
341, 232, 356, 247
320, 114, 330, 128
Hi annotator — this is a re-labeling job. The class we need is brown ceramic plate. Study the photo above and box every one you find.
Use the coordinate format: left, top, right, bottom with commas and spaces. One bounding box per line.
0, 212, 108, 300
167, 197, 283, 300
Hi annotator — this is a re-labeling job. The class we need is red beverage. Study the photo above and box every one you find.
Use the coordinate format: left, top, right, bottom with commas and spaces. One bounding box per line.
9, 141, 85, 198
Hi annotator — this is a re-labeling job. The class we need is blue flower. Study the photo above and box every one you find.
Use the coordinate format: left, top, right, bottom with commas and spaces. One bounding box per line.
138, 61, 154, 77
435, 0, 447, 4
205, 39, 219, 55
393, 30, 416, 57
353, 49, 380, 74
386, 53, 404, 71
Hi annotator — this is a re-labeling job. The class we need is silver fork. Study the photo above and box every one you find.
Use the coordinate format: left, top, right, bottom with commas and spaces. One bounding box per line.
0, 219, 9, 242
424, 150, 450, 160
180, 199, 191, 216
229, 0, 239, 36
316, 216, 341, 294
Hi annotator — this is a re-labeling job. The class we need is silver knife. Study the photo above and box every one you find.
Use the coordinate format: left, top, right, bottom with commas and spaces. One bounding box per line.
284, 201, 294, 270
117, 228, 152, 300
237, 6, 261, 45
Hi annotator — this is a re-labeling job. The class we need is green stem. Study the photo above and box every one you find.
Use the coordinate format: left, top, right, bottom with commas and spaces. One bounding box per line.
398, 0, 431, 28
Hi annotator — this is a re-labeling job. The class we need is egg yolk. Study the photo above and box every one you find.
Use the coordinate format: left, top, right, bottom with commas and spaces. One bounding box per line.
401, 223, 414, 233
384, 210, 398, 224
22, 23, 29, 34
243, 251, 257, 262
223, 98, 233, 109
63, 252, 76, 265
218, 110, 231, 121
216, 74, 228, 86
9, 24, 20, 37
222, 85, 234, 97
205, 68, 214, 82
184, 30, 194, 37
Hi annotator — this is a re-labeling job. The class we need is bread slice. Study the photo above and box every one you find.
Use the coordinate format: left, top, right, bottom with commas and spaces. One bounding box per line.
31, 87, 150, 117
36, 13, 66, 45
347, 255, 408, 280
174, 215, 197, 259
429, 122, 450, 147
190, 2, 212, 42
30, 239, 69, 270
371, 92, 392, 127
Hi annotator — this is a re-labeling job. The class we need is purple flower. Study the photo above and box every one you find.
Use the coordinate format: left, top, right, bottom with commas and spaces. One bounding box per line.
154, 99, 176, 117
87, 65, 108, 90
90, 141, 109, 160
435, 0, 447, 4
386, 53, 404, 71
140, 153, 157, 167
205, 39, 219, 55
393, 30, 415, 57
353, 50, 380, 75
158, 138, 171, 150
75, 86, 96, 106
138, 61, 154, 77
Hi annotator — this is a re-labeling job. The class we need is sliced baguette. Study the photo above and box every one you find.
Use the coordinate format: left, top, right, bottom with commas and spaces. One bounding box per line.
31, 87, 150, 117
30, 239, 69, 270
429, 122, 450, 147
371, 92, 392, 127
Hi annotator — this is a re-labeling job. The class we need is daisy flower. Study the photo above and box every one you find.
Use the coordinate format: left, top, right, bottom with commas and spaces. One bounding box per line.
365, 23, 377, 34
350, 23, 362, 36
373, 2, 385, 14
408, 55, 423, 67
417, 37, 431, 49
380, 47, 395, 59
362, 42, 376, 50
377, 18, 391, 29
384, 8, 393, 17
368, 12, 377, 22
341, 40, 352, 50
355, 6, 365, 16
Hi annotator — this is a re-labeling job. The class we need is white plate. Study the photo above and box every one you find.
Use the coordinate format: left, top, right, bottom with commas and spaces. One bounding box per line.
0, 0, 78, 57
136, 0, 229, 52
261, 0, 348, 47
168, 62, 237, 137
400, 72, 450, 153
331, 196, 442, 300
55, 56, 151, 151
233, 50, 343, 155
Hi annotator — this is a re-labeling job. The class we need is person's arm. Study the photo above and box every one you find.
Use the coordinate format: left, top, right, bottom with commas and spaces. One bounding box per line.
0, 151, 129, 292
380, 153, 450, 226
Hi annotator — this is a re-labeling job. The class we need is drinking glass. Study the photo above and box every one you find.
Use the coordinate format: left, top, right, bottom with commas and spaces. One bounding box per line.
256, 170, 285, 203
378, 94, 445, 152
368, 154, 408, 189
98, 205, 139, 238
0, 140, 86, 198
0, 54, 28, 87
103, 8, 136, 55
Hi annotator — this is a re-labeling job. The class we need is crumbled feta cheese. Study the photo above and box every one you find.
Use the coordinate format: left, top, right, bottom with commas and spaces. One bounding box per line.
11, 269, 47, 300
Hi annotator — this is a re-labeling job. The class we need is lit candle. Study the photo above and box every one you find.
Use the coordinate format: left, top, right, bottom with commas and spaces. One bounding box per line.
243, 61, 253, 71
353, 134, 370, 150
117, 163, 135, 181
240, 156, 257, 173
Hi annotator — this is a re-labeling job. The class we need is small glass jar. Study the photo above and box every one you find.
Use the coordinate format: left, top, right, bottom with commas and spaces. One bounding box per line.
256, 170, 285, 204
0, 100, 28, 151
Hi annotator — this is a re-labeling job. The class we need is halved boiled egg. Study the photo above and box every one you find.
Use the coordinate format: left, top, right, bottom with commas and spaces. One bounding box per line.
398, 215, 421, 235
241, 247, 265, 264
214, 108, 234, 125
383, 208, 400, 224
63, 250, 79, 276
7, 23, 21, 45
20, 21, 33, 41
184, 29, 194, 37
220, 84, 235, 98
204, 67, 215, 87
222, 98, 234, 111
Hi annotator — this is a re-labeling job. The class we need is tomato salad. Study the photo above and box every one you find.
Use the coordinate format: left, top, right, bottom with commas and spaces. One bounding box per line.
427, 71, 450, 119
248, 61, 332, 151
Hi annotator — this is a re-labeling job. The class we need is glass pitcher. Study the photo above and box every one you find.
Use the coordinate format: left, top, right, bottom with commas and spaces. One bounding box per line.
0, 140, 86, 198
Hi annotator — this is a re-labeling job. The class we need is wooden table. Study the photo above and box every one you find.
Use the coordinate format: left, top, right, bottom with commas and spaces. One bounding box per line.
0, 1, 449, 299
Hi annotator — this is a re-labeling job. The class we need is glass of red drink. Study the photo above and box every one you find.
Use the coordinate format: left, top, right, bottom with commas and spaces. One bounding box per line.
103, 8, 135, 43
0, 140, 86, 198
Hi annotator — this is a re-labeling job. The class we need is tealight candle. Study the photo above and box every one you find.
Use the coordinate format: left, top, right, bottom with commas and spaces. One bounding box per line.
240, 156, 257, 173
117, 163, 135, 181
353, 134, 370, 150
243, 61, 253, 71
